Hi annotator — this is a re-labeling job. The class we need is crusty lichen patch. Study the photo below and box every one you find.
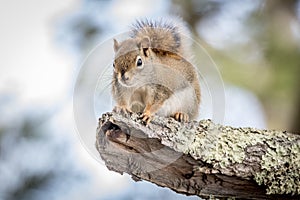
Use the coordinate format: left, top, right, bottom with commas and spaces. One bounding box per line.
254, 131, 300, 195
186, 120, 300, 195
189, 121, 300, 195
188, 120, 265, 171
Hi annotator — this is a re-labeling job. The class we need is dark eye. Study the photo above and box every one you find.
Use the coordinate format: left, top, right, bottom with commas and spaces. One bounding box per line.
136, 56, 143, 67
113, 63, 115, 68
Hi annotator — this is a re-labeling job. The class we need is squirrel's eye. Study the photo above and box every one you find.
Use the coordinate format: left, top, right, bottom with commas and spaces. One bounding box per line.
136, 56, 143, 67
113, 63, 115, 68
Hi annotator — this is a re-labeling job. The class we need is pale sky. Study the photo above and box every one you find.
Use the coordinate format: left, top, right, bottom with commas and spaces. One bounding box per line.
0, 0, 77, 107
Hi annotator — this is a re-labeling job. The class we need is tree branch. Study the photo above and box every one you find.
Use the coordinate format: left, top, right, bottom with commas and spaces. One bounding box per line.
96, 112, 300, 199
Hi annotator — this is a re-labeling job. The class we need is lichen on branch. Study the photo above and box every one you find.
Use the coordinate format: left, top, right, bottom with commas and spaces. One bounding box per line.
96, 112, 300, 198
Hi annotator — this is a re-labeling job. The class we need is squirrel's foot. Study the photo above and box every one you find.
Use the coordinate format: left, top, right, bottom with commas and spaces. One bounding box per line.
113, 106, 132, 116
140, 112, 152, 125
173, 112, 189, 122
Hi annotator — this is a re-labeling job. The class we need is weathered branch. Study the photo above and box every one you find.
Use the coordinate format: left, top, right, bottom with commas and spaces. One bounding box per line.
96, 112, 300, 199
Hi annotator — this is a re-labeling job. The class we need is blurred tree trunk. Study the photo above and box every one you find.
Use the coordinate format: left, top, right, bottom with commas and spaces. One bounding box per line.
263, 0, 300, 133
170, 0, 221, 35
292, 84, 300, 134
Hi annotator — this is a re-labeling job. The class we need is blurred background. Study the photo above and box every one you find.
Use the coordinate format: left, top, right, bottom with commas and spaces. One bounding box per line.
0, 0, 299, 199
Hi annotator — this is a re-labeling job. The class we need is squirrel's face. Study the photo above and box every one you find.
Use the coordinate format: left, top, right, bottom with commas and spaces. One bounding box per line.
113, 38, 151, 87
113, 51, 147, 87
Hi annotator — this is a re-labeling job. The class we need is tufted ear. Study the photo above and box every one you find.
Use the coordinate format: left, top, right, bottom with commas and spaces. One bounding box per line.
139, 36, 151, 57
113, 39, 119, 52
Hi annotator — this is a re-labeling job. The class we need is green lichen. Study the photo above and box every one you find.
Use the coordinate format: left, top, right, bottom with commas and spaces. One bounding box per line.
254, 135, 300, 195
187, 120, 300, 195
188, 120, 267, 168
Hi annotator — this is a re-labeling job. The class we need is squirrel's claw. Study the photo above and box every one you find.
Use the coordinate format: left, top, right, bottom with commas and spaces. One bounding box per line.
174, 112, 189, 122
140, 112, 152, 125
113, 106, 132, 116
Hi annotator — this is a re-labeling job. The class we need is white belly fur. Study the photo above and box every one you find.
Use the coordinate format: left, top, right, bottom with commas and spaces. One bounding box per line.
157, 86, 198, 118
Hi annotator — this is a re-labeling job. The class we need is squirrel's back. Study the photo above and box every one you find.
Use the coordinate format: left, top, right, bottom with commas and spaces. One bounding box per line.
130, 18, 192, 59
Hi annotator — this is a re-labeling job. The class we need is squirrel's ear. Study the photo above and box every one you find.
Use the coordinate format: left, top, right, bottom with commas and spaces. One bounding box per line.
113, 39, 119, 52
139, 36, 150, 57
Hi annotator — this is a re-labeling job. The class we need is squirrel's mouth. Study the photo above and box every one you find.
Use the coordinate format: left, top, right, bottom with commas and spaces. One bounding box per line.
118, 78, 134, 88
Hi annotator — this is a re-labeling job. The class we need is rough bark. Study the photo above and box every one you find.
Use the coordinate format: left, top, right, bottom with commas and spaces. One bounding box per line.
96, 112, 300, 199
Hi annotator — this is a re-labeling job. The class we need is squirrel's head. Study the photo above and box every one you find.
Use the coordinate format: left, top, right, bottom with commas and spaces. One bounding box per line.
113, 37, 152, 87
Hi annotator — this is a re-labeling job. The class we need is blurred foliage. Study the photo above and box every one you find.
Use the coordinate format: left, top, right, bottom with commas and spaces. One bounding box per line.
0, 101, 87, 200
170, 0, 221, 34
171, 0, 300, 132
10, 173, 54, 200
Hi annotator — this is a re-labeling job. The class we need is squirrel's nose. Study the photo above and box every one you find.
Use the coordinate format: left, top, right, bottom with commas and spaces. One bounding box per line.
120, 69, 125, 76
121, 74, 129, 81
120, 69, 129, 81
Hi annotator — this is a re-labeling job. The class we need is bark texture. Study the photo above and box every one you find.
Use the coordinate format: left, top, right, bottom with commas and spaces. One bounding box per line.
96, 112, 300, 199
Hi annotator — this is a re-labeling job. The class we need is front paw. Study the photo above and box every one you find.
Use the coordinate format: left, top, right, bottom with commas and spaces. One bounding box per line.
140, 112, 152, 125
173, 112, 189, 122
113, 106, 132, 115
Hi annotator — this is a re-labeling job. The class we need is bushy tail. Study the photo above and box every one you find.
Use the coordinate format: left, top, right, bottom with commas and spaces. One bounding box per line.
130, 17, 192, 59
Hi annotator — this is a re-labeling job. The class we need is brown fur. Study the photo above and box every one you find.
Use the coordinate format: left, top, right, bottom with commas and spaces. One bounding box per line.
112, 19, 201, 124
